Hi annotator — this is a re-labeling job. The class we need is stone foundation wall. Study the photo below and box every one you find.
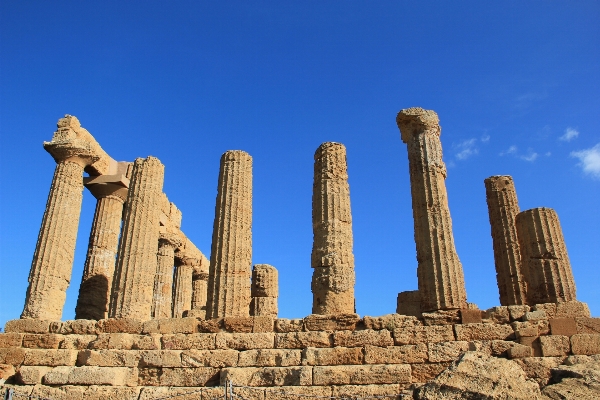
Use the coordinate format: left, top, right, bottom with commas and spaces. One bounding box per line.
1, 302, 599, 399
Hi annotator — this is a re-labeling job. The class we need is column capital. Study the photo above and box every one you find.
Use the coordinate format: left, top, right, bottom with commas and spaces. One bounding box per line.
84, 174, 130, 202
43, 139, 100, 167
396, 107, 440, 143
159, 231, 183, 249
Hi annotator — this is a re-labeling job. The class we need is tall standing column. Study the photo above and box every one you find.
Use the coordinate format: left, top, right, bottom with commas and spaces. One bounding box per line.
484, 175, 527, 306
110, 157, 164, 320
22, 118, 98, 320
206, 150, 253, 318
152, 233, 182, 319
516, 207, 576, 304
172, 256, 195, 318
396, 107, 467, 312
311, 142, 356, 315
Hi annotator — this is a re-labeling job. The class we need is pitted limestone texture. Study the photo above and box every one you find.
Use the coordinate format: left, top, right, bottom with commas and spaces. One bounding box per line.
176, 237, 209, 318
396, 107, 467, 312
172, 258, 194, 318
251, 264, 278, 317
206, 150, 253, 318
311, 142, 355, 315
516, 207, 576, 304
484, 175, 527, 306
111, 157, 164, 320
152, 233, 182, 319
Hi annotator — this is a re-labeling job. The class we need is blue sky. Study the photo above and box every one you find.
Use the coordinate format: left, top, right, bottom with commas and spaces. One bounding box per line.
1, 1, 599, 327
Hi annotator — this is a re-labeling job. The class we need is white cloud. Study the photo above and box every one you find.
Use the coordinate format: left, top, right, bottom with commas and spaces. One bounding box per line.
481, 134, 490, 143
571, 143, 600, 179
559, 127, 579, 142
499, 145, 518, 156
455, 138, 478, 160
520, 152, 538, 162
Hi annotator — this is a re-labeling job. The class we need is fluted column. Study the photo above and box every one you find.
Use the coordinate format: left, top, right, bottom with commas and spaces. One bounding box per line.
22, 117, 98, 320
190, 256, 210, 319
484, 175, 527, 306
172, 257, 194, 318
311, 142, 355, 314
206, 150, 253, 318
152, 233, 182, 319
250, 264, 278, 317
110, 157, 164, 320
396, 107, 467, 312
516, 207, 576, 304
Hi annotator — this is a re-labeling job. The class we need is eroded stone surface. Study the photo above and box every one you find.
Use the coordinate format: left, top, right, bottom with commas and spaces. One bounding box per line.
250, 264, 278, 317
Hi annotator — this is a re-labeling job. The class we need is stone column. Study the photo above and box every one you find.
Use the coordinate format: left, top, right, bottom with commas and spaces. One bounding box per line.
151, 233, 182, 319
250, 264, 278, 317
516, 207, 576, 304
484, 175, 527, 306
22, 118, 98, 320
311, 142, 356, 315
110, 157, 164, 320
190, 258, 210, 319
206, 150, 253, 318
172, 256, 194, 318
396, 107, 467, 312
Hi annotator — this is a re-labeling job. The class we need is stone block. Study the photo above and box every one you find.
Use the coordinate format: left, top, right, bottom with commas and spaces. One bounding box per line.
90, 333, 160, 350
181, 349, 239, 367
362, 314, 421, 331
198, 319, 223, 333
0, 385, 33, 398
0, 333, 22, 348
216, 333, 274, 350
411, 362, 450, 383
59, 334, 97, 350
540, 335, 570, 357
454, 323, 514, 341
507, 344, 533, 359
265, 386, 332, 400
221, 366, 313, 386
30, 385, 84, 400
0, 348, 26, 366
397, 290, 422, 318
142, 318, 198, 334
571, 334, 600, 355
555, 301, 591, 318
483, 306, 510, 324
302, 347, 363, 366
139, 387, 217, 400
16, 366, 52, 384
77, 349, 140, 367
50, 320, 99, 335
313, 364, 411, 385
575, 317, 600, 334
43, 366, 136, 386
507, 305, 530, 321
149, 367, 219, 386
98, 319, 143, 334
523, 310, 547, 321
161, 333, 216, 350
532, 303, 556, 319
518, 336, 542, 357
224, 317, 254, 333
303, 314, 360, 331
238, 349, 301, 367
275, 332, 332, 349
364, 343, 427, 364
79, 386, 141, 400
332, 384, 405, 399
549, 318, 577, 336
333, 329, 394, 347
428, 341, 470, 362
393, 325, 454, 345
22, 334, 63, 349
23, 349, 78, 366
467, 340, 522, 357
422, 310, 461, 326
4, 319, 52, 334
515, 326, 539, 338
138, 350, 182, 367
253, 317, 275, 333
275, 319, 304, 333
512, 320, 550, 335
0, 363, 15, 381
513, 356, 563, 386
460, 309, 483, 324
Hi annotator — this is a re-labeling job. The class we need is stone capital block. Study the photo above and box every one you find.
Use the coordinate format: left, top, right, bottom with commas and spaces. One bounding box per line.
396, 107, 467, 312
516, 207, 577, 304
206, 150, 253, 318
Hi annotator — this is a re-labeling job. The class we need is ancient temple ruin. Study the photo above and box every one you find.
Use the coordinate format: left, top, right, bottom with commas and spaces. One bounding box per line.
1, 109, 598, 399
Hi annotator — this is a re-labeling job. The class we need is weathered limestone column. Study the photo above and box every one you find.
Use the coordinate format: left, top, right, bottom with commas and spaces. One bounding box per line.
172, 256, 194, 318
516, 207, 577, 304
484, 175, 528, 306
110, 157, 164, 320
206, 150, 253, 318
151, 232, 182, 319
396, 108, 467, 312
311, 142, 356, 315
250, 264, 278, 317
190, 254, 210, 319
22, 117, 99, 320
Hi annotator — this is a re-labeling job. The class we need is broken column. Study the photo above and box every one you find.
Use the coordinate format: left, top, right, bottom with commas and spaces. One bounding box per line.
250, 264, 278, 317
396, 107, 467, 312
151, 232, 182, 319
75, 163, 131, 320
311, 142, 356, 315
110, 156, 164, 320
172, 256, 194, 318
206, 150, 253, 318
516, 207, 577, 304
21, 116, 100, 320
484, 175, 528, 306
